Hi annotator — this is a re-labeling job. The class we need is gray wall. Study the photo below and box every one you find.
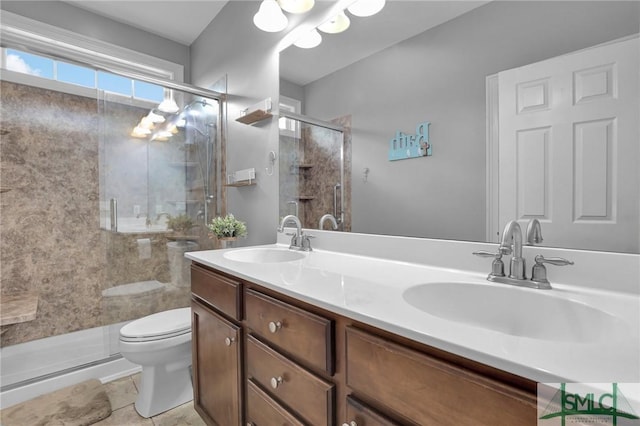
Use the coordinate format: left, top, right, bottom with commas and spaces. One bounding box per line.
191, 1, 281, 246
300, 1, 639, 240
0, 0, 191, 81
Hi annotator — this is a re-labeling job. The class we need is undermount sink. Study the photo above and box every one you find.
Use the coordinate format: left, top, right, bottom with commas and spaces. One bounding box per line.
223, 248, 306, 263
403, 282, 622, 343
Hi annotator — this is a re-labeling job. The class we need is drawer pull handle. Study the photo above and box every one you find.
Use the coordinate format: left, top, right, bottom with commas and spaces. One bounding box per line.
270, 376, 283, 389
224, 337, 235, 346
268, 321, 282, 333
342, 422, 357, 426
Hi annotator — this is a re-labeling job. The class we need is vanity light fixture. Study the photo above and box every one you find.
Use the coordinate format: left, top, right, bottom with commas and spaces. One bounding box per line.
318, 10, 350, 34
157, 90, 180, 114
347, 0, 385, 17
253, 0, 289, 32
278, 0, 314, 14
294, 28, 322, 49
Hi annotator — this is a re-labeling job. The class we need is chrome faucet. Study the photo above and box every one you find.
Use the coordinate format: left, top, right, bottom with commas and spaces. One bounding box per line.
278, 215, 312, 251
525, 218, 543, 245
319, 214, 338, 230
474, 219, 572, 289
500, 220, 525, 280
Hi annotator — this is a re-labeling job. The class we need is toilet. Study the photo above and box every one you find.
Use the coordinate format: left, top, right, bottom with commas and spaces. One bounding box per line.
118, 307, 193, 418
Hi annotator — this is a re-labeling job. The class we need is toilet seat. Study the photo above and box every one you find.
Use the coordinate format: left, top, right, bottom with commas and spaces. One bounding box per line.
120, 307, 191, 342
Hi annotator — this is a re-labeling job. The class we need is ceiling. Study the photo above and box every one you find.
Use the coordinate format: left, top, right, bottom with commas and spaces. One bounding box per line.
62, 1, 488, 86
62, 1, 229, 45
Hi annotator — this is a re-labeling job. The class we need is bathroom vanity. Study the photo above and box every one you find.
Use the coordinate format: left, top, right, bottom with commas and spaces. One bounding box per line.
187, 232, 639, 425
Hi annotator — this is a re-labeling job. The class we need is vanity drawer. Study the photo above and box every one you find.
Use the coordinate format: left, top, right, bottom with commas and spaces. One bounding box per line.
345, 327, 536, 426
191, 264, 241, 321
247, 379, 305, 426
345, 396, 402, 426
245, 289, 334, 374
247, 334, 334, 426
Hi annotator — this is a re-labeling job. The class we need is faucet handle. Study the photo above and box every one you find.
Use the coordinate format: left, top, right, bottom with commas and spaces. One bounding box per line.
473, 250, 501, 259
530, 255, 574, 288
473, 250, 505, 278
534, 255, 574, 267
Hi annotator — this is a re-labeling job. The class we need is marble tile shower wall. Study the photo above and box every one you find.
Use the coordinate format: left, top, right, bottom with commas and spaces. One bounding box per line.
279, 115, 352, 231
0, 81, 190, 347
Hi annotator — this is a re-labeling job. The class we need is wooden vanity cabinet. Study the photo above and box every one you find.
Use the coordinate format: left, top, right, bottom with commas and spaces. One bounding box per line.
345, 326, 537, 425
191, 265, 243, 426
191, 262, 537, 426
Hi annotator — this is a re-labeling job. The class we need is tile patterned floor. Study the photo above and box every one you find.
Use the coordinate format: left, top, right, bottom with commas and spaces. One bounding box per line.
93, 374, 206, 426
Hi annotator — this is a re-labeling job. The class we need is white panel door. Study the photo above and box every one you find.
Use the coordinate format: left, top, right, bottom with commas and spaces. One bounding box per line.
498, 36, 639, 253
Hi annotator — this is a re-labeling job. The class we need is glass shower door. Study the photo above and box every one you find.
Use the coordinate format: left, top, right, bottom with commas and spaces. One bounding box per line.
98, 88, 221, 356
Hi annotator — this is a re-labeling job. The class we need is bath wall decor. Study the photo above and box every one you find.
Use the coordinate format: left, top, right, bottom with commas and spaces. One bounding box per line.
388, 122, 431, 161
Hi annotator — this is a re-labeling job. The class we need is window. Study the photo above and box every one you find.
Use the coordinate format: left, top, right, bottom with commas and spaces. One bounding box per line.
57, 61, 95, 88
5, 48, 53, 78
279, 95, 301, 138
97, 71, 132, 96
134, 80, 164, 102
2, 48, 164, 103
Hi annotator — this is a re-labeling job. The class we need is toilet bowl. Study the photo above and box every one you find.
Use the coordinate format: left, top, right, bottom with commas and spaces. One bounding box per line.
118, 307, 193, 418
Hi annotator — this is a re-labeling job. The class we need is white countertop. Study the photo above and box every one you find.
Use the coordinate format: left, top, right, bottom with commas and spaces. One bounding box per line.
186, 238, 640, 386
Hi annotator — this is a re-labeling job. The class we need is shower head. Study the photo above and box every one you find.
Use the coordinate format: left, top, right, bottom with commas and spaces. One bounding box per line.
184, 99, 214, 110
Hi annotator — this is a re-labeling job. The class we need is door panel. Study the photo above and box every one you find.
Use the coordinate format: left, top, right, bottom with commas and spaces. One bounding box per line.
498, 36, 639, 253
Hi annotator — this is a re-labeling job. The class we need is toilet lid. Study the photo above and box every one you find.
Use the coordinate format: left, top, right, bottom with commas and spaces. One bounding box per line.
120, 307, 191, 342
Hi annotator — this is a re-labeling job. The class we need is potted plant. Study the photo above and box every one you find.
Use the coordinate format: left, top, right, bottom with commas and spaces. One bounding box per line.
208, 214, 247, 248
166, 213, 195, 235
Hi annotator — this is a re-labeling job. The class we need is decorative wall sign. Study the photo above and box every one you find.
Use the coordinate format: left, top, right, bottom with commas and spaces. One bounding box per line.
388, 122, 431, 161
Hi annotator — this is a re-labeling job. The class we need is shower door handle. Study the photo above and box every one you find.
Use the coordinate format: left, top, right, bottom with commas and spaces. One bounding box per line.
333, 183, 342, 224
109, 198, 118, 232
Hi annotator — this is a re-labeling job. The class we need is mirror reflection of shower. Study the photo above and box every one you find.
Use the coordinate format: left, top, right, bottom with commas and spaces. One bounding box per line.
278, 112, 352, 232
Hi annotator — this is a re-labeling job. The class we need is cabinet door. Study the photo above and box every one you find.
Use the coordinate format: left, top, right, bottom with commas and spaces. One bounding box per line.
192, 299, 242, 426
344, 396, 402, 426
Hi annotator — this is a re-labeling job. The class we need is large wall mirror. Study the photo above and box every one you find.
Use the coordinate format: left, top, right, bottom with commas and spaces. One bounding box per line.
279, 1, 639, 254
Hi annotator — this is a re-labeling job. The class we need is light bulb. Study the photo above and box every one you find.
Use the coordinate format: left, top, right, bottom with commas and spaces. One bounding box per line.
157, 91, 179, 114
131, 126, 151, 138
140, 116, 155, 129
278, 0, 314, 14
253, 0, 288, 32
147, 110, 165, 124
318, 11, 350, 34
347, 0, 385, 17
294, 29, 322, 49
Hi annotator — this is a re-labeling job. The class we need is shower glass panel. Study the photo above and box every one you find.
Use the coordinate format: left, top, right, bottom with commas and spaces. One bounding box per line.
98, 87, 221, 356
279, 114, 350, 231
0, 45, 224, 394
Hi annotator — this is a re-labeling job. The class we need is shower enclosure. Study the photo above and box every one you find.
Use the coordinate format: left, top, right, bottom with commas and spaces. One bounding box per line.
0, 46, 225, 405
279, 112, 351, 231
98, 89, 223, 347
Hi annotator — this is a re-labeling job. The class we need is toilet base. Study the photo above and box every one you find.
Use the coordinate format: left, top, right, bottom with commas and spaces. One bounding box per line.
134, 364, 193, 418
